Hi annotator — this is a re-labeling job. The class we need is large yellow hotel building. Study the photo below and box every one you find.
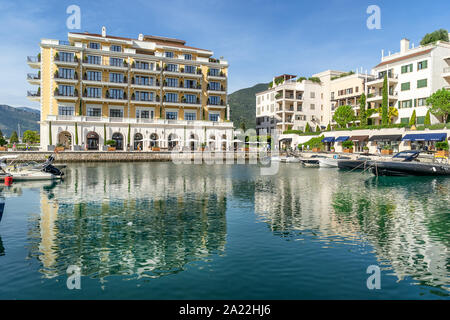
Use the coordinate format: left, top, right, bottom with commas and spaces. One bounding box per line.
27, 27, 233, 151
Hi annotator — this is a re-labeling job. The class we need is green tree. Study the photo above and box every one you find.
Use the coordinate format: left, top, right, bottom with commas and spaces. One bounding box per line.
305, 122, 311, 132
381, 74, 389, 125
0, 136, 6, 147
332, 105, 355, 128
239, 121, 246, 132
48, 122, 52, 145
22, 130, 39, 144
424, 110, 431, 125
409, 109, 417, 126
75, 123, 79, 145
9, 131, 19, 143
326, 123, 331, 131
420, 29, 449, 46
315, 125, 321, 132
426, 88, 450, 123
359, 93, 367, 126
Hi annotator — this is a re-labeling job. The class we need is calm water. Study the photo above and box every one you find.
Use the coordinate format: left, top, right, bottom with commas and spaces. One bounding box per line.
0, 163, 448, 299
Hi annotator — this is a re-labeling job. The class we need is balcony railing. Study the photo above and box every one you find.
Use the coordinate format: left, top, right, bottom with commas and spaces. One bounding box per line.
132, 95, 160, 102
443, 67, 450, 73
131, 78, 160, 86
27, 73, 40, 80
367, 74, 398, 83
27, 56, 40, 63
27, 90, 40, 97
55, 55, 78, 63
207, 71, 225, 77
55, 73, 78, 80
207, 85, 226, 92
207, 100, 225, 106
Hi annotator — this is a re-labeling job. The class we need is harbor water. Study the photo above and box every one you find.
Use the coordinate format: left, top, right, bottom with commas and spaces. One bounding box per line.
0, 162, 448, 299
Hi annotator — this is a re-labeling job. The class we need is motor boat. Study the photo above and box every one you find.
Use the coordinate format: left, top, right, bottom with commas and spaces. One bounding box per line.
286, 156, 301, 163
301, 155, 327, 167
370, 150, 450, 176
319, 155, 351, 168
337, 157, 373, 171
0, 154, 64, 181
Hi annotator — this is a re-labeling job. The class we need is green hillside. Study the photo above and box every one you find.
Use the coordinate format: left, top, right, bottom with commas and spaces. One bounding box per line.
228, 83, 268, 130
0, 105, 40, 137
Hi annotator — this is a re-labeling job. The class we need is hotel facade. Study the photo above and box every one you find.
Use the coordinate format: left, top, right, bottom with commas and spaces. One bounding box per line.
256, 36, 450, 136
27, 27, 233, 151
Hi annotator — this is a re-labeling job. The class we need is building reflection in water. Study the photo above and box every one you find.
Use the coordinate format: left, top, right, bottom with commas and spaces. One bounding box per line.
254, 167, 449, 292
29, 163, 230, 281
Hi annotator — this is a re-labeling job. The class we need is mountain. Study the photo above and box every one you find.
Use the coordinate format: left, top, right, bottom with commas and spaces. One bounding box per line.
0, 105, 40, 137
228, 83, 269, 130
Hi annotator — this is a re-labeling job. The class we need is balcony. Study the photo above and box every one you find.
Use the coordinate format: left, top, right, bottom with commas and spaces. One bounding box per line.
443, 67, 450, 79
27, 56, 40, 69
367, 91, 398, 102
163, 97, 201, 108
54, 56, 79, 67
206, 100, 226, 109
163, 84, 201, 93
131, 65, 161, 74
27, 90, 40, 101
207, 71, 226, 81
207, 85, 226, 95
131, 95, 160, 105
131, 78, 160, 90
27, 73, 41, 85
367, 74, 398, 87
54, 73, 78, 84
55, 91, 78, 101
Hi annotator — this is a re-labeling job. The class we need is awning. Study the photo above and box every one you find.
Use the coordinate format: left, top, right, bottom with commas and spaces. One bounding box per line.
350, 135, 369, 142
369, 135, 402, 142
279, 138, 292, 143
401, 133, 447, 142
322, 137, 335, 143
335, 136, 350, 142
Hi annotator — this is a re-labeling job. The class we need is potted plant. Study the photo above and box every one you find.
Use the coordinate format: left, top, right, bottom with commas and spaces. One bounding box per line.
152, 145, 160, 151
342, 140, 354, 153
55, 143, 65, 152
199, 142, 207, 151
381, 144, 393, 155
105, 140, 116, 151
312, 143, 321, 153
435, 141, 449, 158
0, 136, 7, 151
363, 146, 369, 154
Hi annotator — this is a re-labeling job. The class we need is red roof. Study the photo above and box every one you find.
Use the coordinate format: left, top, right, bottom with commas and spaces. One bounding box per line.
374, 48, 433, 68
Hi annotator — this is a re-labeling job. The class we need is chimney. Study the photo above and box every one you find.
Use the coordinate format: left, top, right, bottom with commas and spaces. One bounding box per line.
400, 38, 410, 53
101, 26, 106, 37
138, 33, 144, 41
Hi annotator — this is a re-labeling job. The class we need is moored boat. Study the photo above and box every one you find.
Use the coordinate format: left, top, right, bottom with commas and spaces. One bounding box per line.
370, 161, 450, 176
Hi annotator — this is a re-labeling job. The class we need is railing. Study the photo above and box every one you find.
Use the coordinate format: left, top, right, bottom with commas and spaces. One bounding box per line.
55, 56, 78, 63
27, 73, 40, 80
55, 74, 78, 80
207, 85, 226, 92
59, 40, 71, 46
207, 71, 225, 77
367, 74, 398, 83
27, 56, 40, 63
443, 67, 450, 73
207, 100, 225, 106
27, 90, 40, 97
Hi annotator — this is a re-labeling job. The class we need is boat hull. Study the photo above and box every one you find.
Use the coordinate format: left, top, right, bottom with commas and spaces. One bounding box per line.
371, 161, 450, 176
337, 160, 370, 171
319, 159, 338, 168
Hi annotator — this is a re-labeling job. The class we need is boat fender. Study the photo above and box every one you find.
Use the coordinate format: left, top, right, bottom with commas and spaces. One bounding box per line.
4, 176, 13, 186
432, 167, 436, 172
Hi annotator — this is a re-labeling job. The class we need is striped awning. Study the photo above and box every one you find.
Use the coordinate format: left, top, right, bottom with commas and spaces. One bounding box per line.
401, 133, 447, 141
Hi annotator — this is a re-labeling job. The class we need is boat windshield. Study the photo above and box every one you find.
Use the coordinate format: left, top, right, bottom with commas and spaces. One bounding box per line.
392, 151, 420, 161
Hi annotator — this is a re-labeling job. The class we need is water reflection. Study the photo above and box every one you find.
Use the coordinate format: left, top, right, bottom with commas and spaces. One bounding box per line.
254, 166, 449, 293
28, 163, 230, 282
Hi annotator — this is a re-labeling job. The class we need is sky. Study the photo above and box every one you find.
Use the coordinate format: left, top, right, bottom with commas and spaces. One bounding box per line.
1, 0, 449, 109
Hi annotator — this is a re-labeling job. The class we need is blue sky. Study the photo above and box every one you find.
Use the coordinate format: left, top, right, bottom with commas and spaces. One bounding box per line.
1, 0, 449, 109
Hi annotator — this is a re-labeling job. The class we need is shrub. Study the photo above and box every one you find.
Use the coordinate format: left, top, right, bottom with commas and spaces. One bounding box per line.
436, 141, 449, 151
105, 140, 116, 146
383, 144, 393, 150
308, 77, 321, 84
342, 140, 354, 149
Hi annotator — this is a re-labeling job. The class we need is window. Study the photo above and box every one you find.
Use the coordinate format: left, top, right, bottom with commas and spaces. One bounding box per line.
86, 71, 101, 81
417, 116, 426, 125
185, 65, 196, 74
165, 93, 178, 102
331, 92, 335, 100
89, 42, 100, 49
401, 64, 413, 73
58, 85, 74, 96
209, 113, 219, 121
87, 55, 101, 65
400, 117, 409, 124
166, 64, 178, 72
184, 54, 192, 60
109, 73, 124, 83
110, 108, 123, 118
297, 105, 302, 111
136, 109, 154, 119
184, 94, 197, 104
109, 89, 124, 99
401, 82, 410, 91
58, 68, 74, 79
135, 76, 149, 86
135, 91, 152, 101
110, 58, 123, 67
310, 92, 315, 98
400, 100, 413, 108
185, 112, 196, 120
417, 60, 428, 70
417, 98, 427, 106
135, 61, 149, 70
165, 51, 174, 58
87, 107, 101, 117
208, 96, 220, 105
209, 82, 221, 91
59, 52, 74, 62
209, 68, 220, 76
184, 79, 196, 89
58, 106, 74, 116
166, 78, 178, 87
86, 87, 101, 98
417, 79, 427, 88
166, 111, 178, 120
310, 104, 315, 110
110, 45, 122, 52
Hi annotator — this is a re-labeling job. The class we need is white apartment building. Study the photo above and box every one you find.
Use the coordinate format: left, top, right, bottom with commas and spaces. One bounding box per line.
368, 37, 450, 125
256, 74, 323, 135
